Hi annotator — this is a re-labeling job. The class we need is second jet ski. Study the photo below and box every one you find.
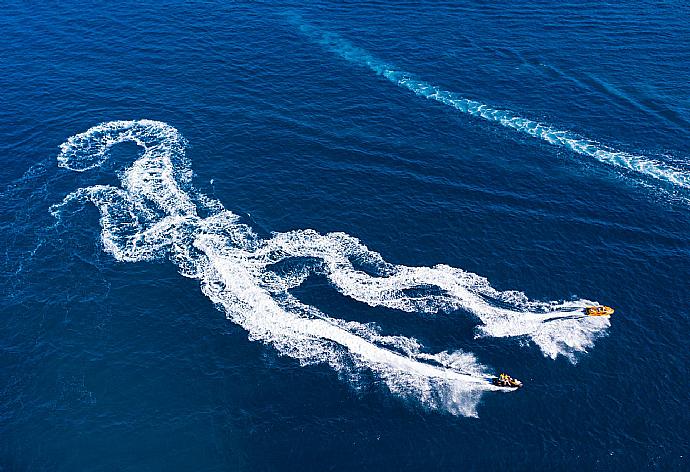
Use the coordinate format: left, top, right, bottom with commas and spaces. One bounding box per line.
492, 373, 523, 389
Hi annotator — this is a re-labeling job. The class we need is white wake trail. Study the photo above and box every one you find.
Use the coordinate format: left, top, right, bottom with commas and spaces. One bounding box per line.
52, 120, 609, 416
255, 230, 609, 361
292, 17, 690, 191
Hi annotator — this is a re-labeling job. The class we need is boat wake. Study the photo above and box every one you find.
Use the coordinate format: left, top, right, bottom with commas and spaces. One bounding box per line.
291, 16, 690, 193
51, 120, 609, 416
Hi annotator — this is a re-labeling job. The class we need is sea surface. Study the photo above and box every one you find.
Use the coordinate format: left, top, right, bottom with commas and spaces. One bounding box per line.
1, 1, 689, 470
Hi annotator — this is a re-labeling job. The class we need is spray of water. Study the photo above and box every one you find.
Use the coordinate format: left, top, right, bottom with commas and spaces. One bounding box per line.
52, 120, 609, 416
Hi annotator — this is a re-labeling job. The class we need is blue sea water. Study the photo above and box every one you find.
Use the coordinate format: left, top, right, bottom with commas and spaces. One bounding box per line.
1, 1, 689, 470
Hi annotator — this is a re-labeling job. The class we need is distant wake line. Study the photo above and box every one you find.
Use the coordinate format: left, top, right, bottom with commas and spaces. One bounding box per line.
292, 18, 690, 191
52, 120, 608, 416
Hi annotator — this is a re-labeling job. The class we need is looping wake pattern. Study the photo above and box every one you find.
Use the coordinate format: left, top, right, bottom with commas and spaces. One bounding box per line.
292, 18, 690, 191
51, 120, 609, 416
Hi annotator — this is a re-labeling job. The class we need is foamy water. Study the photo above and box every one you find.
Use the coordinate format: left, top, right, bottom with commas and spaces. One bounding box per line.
51, 120, 610, 416
292, 17, 690, 192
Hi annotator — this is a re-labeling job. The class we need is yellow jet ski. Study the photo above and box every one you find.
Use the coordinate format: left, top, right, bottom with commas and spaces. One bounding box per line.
492, 373, 523, 389
586, 305, 614, 317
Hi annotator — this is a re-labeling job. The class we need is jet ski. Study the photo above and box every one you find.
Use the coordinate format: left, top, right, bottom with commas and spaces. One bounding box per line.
586, 305, 614, 317
492, 373, 523, 389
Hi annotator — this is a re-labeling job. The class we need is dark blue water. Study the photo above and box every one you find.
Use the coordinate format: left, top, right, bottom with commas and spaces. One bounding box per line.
2, 2, 689, 470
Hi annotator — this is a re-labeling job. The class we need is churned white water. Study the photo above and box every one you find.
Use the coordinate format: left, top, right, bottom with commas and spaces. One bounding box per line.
51, 120, 610, 416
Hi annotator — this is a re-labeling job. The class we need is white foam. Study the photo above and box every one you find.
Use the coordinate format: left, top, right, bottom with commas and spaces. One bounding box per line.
58, 120, 197, 217
52, 120, 610, 415
293, 18, 690, 191
246, 230, 609, 361
196, 233, 493, 416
